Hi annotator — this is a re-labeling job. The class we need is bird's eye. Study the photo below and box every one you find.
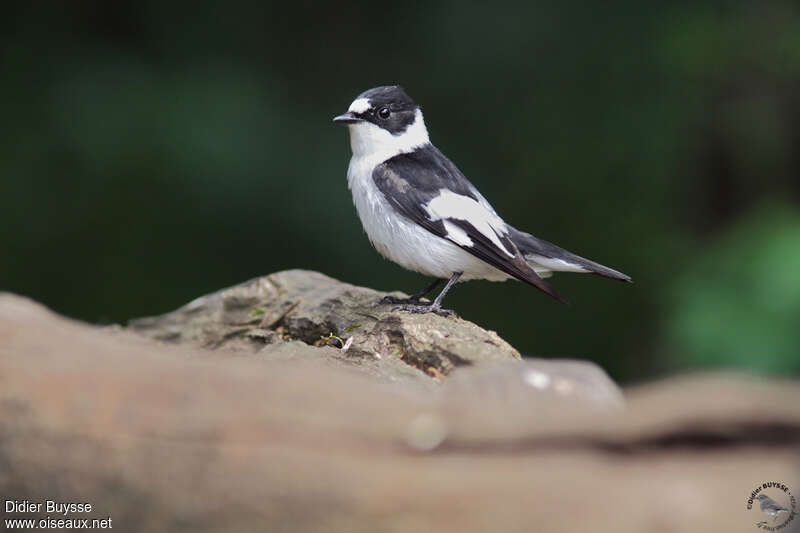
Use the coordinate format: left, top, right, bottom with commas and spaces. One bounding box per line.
377, 106, 391, 119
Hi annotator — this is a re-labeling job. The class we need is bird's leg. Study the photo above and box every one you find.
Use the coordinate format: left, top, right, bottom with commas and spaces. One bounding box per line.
378, 278, 444, 305
392, 272, 461, 316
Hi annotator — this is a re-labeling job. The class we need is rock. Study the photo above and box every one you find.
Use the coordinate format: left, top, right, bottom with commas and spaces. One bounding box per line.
128, 269, 523, 382
1, 291, 800, 533
128, 270, 624, 401
443, 359, 625, 409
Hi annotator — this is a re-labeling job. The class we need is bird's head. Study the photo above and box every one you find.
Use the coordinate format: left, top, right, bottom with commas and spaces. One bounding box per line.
334, 85, 430, 158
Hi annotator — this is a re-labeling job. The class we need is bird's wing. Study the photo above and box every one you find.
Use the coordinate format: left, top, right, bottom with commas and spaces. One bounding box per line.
373, 146, 565, 303
760, 496, 789, 513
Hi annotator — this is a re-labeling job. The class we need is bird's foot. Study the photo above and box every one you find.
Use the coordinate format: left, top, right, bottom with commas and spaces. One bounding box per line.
391, 303, 457, 317
375, 295, 426, 306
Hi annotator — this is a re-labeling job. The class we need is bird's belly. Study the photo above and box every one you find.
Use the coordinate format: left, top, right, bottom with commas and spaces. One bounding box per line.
347, 161, 509, 281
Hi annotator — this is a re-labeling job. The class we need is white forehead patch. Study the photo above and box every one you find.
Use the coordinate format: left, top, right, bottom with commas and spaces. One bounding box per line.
348, 98, 371, 114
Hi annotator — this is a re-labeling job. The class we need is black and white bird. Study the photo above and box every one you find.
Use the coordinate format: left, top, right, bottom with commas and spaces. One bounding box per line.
756, 494, 791, 523
334, 85, 631, 315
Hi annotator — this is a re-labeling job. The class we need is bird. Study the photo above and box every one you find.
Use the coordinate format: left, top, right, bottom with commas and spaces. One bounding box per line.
756, 494, 790, 523
333, 85, 631, 315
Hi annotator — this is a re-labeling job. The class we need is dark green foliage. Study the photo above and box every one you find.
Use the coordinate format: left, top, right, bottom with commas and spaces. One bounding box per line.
1, 1, 798, 382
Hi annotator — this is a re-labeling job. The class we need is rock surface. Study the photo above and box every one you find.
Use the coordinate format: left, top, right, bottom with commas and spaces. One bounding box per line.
2, 276, 800, 533
128, 270, 619, 403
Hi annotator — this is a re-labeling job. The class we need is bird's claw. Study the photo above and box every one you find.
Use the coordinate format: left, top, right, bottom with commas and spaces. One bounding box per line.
374, 295, 424, 306
391, 304, 457, 317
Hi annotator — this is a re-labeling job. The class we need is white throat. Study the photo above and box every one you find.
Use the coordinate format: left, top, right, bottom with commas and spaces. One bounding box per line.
347, 108, 430, 162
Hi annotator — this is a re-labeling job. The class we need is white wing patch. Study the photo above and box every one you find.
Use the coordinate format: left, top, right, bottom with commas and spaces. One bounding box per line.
425, 189, 514, 257
442, 220, 473, 247
348, 98, 371, 114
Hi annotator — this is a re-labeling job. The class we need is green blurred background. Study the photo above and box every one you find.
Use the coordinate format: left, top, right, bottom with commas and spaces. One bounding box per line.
2, 2, 799, 383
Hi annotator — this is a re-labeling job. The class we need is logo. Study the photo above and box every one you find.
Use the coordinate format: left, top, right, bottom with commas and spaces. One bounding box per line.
747, 481, 797, 530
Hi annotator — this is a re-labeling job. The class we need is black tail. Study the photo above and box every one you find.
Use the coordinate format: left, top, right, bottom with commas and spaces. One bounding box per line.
508, 227, 632, 283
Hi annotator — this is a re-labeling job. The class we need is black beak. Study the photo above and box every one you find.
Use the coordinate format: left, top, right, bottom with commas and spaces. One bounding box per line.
333, 112, 363, 124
